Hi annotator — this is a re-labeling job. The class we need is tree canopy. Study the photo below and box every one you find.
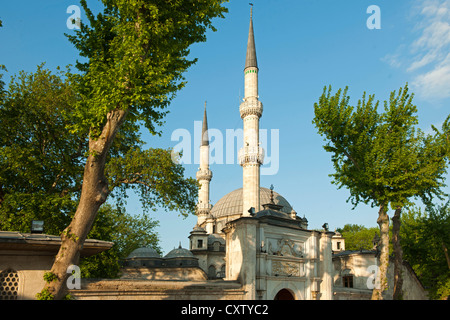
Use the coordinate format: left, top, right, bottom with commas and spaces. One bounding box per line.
0, 65, 192, 277
38, 0, 228, 299
313, 84, 449, 210
313, 83, 450, 299
401, 202, 450, 300
336, 224, 380, 251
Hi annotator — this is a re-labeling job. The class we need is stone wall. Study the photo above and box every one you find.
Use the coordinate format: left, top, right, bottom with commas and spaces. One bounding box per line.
71, 279, 246, 300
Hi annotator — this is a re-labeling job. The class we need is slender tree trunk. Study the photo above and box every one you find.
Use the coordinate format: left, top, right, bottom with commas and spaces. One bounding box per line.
40, 109, 127, 300
372, 204, 389, 300
443, 242, 450, 270
392, 207, 403, 300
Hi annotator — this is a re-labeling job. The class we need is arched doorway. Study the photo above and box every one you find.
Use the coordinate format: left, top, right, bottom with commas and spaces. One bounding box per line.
274, 288, 295, 300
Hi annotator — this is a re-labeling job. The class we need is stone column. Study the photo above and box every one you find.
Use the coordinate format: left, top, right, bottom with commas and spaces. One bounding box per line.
319, 231, 334, 300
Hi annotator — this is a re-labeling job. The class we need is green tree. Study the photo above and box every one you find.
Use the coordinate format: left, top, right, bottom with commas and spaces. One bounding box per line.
401, 202, 450, 299
80, 204, 161, 278
337, 224, 380, 251
313, 84, 450, 299
41, 0, 227, 299
0, 66, 84, 235
0, 65, 190, 278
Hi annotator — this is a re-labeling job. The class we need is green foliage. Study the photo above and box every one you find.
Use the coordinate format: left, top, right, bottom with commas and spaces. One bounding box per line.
107, 148, 199, 217
36, 288, 54, 300
43, 272, 58, 283
0, 65, 197, 277
436, 277, 450, 300
0, 64, 6, 103
65, 0, 228, 137
63, 293, 74, 300
80, 204, 161, 278
313, 84, 450, 211
401, 202, 450, 299
337, 224, 380, 251
0, 65, 84, 234
2, 0, 227, 285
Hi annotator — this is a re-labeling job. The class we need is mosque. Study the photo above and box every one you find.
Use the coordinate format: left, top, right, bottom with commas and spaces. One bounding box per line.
0, 9, 427, 301
68, 9, 335, 300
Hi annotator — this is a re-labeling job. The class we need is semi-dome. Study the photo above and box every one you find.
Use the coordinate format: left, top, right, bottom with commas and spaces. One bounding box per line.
126, 246, 161, 259
210, 187, 293, 219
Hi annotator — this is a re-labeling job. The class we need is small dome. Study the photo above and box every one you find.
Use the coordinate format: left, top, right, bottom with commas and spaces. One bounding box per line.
165, 245, 194, 259
127, 247, 161, 259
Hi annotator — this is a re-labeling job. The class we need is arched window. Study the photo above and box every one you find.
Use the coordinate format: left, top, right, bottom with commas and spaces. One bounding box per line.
0, 269, 19, 300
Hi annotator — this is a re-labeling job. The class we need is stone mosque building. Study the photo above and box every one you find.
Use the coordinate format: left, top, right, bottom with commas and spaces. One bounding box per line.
0, 10, 427, 300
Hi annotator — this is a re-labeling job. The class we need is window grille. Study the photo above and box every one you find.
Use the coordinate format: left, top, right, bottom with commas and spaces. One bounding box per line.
0, 269, 19, 300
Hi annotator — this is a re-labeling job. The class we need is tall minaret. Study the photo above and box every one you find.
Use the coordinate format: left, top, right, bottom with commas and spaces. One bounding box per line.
239, 7, 264, 217
196, 103, 213, 226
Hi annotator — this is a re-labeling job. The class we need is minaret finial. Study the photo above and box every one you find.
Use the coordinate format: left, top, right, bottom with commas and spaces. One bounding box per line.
270, 184, 274, 204
201, 101, 209, 146
250, 3, 253, 18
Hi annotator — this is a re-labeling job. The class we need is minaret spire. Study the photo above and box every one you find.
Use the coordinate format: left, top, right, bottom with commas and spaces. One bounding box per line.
201, 101, 209, 146
245, 5, 258, 70
239, 7, 264, 217
196, 102, 213, 227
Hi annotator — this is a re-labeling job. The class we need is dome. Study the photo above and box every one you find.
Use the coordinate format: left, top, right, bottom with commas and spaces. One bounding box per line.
126, 247, 161, 259
164, 245, 195, 259
210, 187, 293, 219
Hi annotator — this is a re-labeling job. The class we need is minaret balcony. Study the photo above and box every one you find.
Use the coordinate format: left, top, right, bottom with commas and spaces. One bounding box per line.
196, 168, 212, 181
239, 99, 263, 119
197, 202, 212, 216
238, 146, 265, 165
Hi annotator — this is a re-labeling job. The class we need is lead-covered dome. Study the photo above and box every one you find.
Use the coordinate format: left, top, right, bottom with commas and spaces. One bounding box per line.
126, 246, 161, 259
210, 187, 293, 220
164, 245, 195, 259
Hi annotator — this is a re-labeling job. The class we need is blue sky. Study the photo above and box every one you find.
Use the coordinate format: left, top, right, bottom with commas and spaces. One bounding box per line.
1, 0, 449, 254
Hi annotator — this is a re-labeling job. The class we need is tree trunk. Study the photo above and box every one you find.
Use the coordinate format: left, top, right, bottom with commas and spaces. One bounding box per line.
443, 242, 450, 270
40, 109, 127, 300
392, 207, 403, 300
372, 204, 389, 300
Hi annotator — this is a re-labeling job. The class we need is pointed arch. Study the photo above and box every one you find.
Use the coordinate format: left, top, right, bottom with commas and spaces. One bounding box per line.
274, 288, 295, 300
